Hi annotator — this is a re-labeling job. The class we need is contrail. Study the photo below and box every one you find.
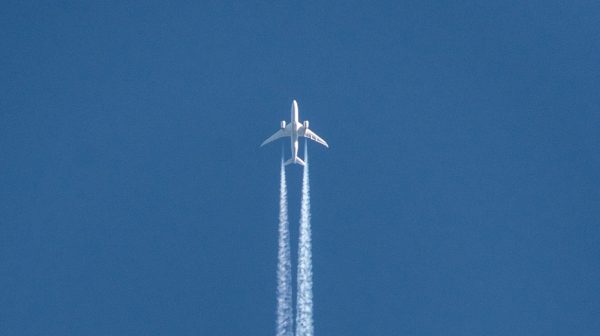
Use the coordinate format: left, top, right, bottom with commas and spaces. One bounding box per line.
276, 156, 293, 336
296, 142, 314, 336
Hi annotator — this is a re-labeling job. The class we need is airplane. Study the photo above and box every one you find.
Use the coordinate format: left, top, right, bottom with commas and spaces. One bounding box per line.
261, 99, 329, 166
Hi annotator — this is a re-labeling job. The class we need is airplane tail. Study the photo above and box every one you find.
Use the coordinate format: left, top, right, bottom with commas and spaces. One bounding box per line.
284, 157, 305, 166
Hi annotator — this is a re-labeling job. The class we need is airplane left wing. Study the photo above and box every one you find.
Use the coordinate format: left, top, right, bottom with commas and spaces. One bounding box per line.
261, 128, 290, 147
302, 128, 329, 148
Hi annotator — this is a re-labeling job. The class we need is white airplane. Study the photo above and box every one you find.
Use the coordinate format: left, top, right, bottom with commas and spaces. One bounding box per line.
261, 100, 329, 166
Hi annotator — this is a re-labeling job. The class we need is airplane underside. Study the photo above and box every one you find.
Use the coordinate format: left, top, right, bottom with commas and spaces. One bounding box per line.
261, 100, 329, 166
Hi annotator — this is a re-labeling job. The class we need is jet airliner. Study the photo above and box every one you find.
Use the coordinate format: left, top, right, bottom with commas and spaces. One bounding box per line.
261, 100, 328, 166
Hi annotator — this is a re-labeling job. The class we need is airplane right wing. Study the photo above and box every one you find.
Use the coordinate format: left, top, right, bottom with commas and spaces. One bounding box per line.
261, 128, 291, 147
302, 128, 329, 148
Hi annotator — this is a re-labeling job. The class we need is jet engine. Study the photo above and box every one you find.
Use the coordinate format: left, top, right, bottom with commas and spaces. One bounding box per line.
281, 120, 286, 129
303, 120, 309, 129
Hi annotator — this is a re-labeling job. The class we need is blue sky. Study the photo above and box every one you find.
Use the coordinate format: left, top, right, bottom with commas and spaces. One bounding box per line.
1, 1, 599, 335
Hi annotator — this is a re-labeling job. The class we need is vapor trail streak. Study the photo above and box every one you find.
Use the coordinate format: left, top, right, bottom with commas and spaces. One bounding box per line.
276, 156, 293, 336
296, 143, 314, 336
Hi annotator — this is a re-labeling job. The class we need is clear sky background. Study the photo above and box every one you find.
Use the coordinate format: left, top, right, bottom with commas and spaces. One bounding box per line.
1, 1, 599, 335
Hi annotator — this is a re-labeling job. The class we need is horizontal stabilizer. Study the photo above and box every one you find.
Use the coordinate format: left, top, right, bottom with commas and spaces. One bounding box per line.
284, 157, 305, 166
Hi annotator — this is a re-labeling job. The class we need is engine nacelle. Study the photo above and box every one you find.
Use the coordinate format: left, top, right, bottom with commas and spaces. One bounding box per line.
303, 120, 309, 129
281, 120, 286, 129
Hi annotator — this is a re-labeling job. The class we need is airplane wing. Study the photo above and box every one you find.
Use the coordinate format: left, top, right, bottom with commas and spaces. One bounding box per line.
301, 128, 329, 148
261, 128, 291, 147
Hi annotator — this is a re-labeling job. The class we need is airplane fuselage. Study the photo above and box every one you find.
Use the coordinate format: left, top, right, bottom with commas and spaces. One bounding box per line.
290, 100, 301, 163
